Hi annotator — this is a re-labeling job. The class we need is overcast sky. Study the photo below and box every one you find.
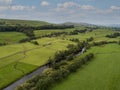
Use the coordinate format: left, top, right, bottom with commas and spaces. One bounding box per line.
0, 0, 120, 25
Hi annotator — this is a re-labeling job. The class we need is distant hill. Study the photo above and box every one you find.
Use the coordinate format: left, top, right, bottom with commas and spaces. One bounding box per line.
63, 22, 96, 27
0, 19, 50, 26
107, 24, 120, 28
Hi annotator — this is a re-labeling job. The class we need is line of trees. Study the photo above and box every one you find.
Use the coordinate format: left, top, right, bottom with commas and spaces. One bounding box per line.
92, 41, 117, 46
47, 41, 87, 69
0, 25, 74, 44
68, 29, 89, 35
16, 40, 94, 90
106, 32, 120, 38
16, 52, 94, 90
0, 42, 7, 46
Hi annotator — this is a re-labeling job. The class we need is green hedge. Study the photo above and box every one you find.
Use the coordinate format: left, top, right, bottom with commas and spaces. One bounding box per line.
16, 53, 94, 90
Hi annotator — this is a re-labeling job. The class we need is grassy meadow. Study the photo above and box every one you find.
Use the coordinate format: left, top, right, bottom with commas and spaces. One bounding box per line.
51, 44, 120, 90
34, 28, 75, 37
0, 62, 37, 89
0, 37, 75, 89
0, 19, 49, 26
0, 32, 28, 44
64, 29, 120, 42
0, 21, 120, 90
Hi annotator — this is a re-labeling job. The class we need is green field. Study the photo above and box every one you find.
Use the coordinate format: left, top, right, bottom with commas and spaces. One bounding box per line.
0, 62, 37, 89
0, 19, 49, 26
0, 32, 28, 44
64, 29, 120, 42
51, 44, 120, 90
34, 28, 120, 43
0, 37, 75, 89
34, 28, 74, 37
0, 21, 120, 90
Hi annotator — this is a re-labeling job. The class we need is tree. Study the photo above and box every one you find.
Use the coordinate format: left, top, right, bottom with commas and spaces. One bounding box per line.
118, 40, 120, 45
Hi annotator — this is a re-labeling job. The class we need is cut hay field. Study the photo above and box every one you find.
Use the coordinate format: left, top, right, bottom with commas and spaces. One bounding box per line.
51, 44, 120, 90
34, 28, 120, 43
0, 37, 75, 89
0, 26, 120, 90
64, 29, 120, 42
0, 32, 28, 44
34, 28, 74, 37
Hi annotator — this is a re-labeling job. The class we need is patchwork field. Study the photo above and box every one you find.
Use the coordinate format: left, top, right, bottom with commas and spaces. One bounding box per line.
0, 24, 120, 90
64, 29, 120, 42
51, 44, 120, 90
34, 28, 75, 37
0, 32, 28, 44
0, 37, 75, 89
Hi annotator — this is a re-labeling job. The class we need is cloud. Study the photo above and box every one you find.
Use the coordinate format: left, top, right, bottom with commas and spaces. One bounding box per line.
10, 5, 36, 11
11, 5, 26, 11
0, 5, 35, 12
55, 1, 96, 12
95, 6, 120, 14
81, 5, 95, 10
0, 0, 12, 4
57, 2, 78, 8
0, 6, 9, 11
41, 1, 50, 6
110, 6, 120, 10
55, 2, 79, 12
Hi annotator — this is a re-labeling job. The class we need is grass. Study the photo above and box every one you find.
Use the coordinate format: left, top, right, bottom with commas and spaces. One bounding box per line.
0, 38, 75, 66
51, 44, 120, 90
34, 28, 119, 43
0, 19, 49, 26
0, 42, 37, 58
0, 32, 28, 44
0, 37, 75, 89
0, 62, 37, 89
0, 27, 120, 89
20, 38, 75, 66
34, 28, 74, 37
64, 29, 120, 42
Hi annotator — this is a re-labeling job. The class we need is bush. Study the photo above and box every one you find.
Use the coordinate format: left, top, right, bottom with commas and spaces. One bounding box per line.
30, 41, 39, 45
16, 48, 94, 90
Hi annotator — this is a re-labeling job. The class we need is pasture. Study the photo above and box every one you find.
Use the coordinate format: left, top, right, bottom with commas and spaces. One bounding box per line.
64, 29, 120, 42
51, 44, 120, 90
34, 28, 75, 37
0, 37, 75, 89
0, 32, 28, 44
0, 19, 49, 26
0, 26, 120, 89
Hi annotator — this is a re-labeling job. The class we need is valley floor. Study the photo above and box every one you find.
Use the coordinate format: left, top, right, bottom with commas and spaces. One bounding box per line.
51, 44, 120, 90
0, 37, 75, 89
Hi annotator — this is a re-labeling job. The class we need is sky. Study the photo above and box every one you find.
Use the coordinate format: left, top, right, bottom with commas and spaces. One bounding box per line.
0, 0, 120, 25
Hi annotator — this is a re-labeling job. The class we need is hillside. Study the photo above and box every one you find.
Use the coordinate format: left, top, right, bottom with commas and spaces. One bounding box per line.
63, 22, 96, 27
0, 19, 50, 26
